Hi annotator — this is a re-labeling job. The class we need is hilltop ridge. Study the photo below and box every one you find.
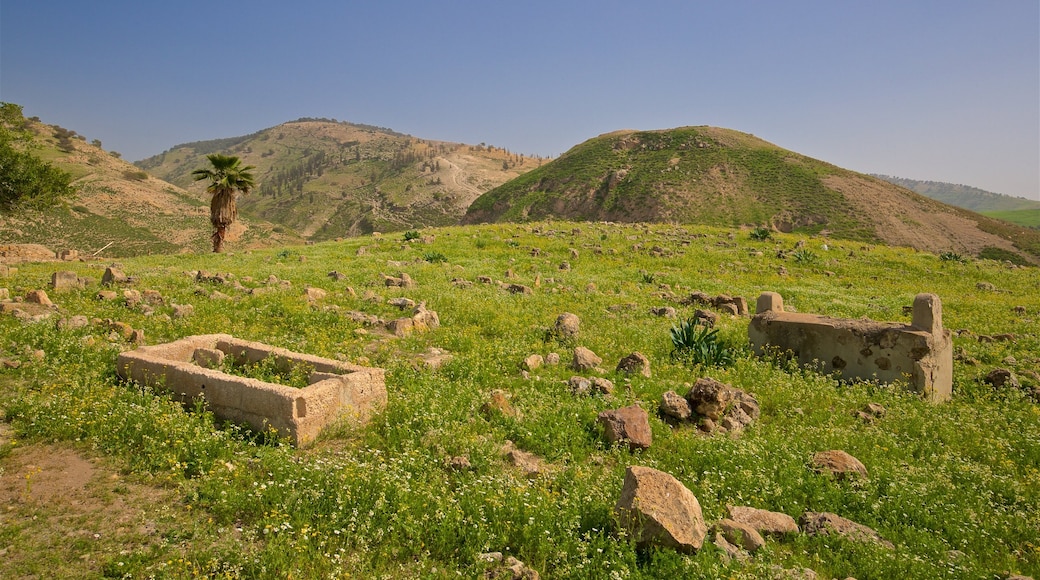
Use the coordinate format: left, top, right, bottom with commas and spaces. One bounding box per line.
464, 126, 1040, 263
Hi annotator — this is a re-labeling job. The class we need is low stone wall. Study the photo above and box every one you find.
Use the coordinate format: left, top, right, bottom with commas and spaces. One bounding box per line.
748, 292, 952, 401
116, 334, 386, 445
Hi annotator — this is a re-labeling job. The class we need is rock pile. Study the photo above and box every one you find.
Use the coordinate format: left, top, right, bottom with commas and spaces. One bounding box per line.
659, 377, 760, 435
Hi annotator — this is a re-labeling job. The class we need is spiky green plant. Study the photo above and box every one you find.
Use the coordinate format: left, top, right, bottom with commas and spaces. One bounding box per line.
670, 317, 736, 368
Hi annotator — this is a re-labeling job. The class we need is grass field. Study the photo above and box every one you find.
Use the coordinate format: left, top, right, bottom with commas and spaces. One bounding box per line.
1, 222, 1037, 578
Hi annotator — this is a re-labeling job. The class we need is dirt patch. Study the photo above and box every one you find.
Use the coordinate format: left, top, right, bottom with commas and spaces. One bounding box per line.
0, 439, 252, 578
824, 174, 1030, 260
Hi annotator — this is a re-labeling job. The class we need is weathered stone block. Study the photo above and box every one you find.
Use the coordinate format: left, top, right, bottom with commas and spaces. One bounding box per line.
116, 334, 386, 446
748, 292, 952, 401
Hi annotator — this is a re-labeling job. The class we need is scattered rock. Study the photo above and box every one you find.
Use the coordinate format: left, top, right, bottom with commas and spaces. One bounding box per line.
478, 551, 541, 580
800, 511, 893, 548
985, 368, 1020, 390
659, 390, 692, 421
545, 352, 561, 365
383, 272, 415, 288
616, 352, 651, 377
482, 389, 516, 418
414, 347, 453, 370
24, 289, 53, 306
597, 405, 652, 450
651, 306, 677, 318
693, 309, 718, 327
590, 377, 615, 395
502, 441, 544, 478
56, 315, 90, 330
976, 282, 996, 291
446, 456, 471, 471
712, 531, 747, 562
553, 313, 581, 339
522, 354, 544, 371
615, 465, 707, 553
727, 505, 799, 536
680, 378, 759, 435
171, 304, 195, 318
812, 450, 868, 479
506, 283, 532, 295
304, 287, 327, 302
50, 271, 86, 291
571, 346, 602, 371
388, 297, 416, 310
102, 267, 128, 286
568, 376, 592, 395
328, 270, 348, 281
715, 518, 765, 552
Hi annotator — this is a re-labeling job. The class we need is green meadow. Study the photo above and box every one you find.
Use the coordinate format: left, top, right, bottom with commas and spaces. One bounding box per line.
1, 222, 1037, 579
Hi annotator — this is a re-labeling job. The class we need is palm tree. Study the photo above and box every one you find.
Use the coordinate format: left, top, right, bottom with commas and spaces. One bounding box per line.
192, 154, 256, 253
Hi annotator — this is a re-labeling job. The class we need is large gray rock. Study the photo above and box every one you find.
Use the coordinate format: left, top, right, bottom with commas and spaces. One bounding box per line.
598, 405, 652, 450
615, 466, 707, 553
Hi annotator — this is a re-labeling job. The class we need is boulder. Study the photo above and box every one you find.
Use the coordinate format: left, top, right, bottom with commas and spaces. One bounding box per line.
598, 405, 652, 450
727, 505, 799, 536
615, 466, 707, 553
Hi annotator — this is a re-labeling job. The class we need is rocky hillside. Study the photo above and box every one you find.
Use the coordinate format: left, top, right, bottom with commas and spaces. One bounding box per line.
0, 117, 300, 258
137, 119, 543, 240
464, 127, 1040, 264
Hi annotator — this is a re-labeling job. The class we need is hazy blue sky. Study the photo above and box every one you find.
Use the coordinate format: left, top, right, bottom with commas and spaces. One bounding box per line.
2, 1, 1038, 199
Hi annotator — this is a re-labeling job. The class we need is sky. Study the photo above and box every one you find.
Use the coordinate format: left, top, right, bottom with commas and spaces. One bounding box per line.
2, 1, 1038, 200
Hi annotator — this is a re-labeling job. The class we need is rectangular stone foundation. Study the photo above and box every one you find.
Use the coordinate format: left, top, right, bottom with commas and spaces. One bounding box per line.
116, 334, 386, 446
748, 293, 952, 402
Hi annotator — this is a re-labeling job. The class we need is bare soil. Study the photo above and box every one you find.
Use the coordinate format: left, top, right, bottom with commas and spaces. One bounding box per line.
0, 432, 244, 578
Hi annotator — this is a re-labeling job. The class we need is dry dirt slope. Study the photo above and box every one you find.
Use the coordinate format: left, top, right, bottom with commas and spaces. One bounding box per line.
0, 119, 301, 257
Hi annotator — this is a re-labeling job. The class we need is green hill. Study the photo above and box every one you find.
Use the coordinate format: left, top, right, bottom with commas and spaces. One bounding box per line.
1, 222, 1037, 578
465, 127, 1040, 264
137, 119, 543, 240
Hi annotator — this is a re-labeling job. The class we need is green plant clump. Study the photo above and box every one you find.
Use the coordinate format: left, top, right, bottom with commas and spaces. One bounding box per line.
749, 226, 772, 241
670, 317, 736, 368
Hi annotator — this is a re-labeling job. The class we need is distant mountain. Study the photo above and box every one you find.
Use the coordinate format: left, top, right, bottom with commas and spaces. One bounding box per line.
464, 126, 1040, 264
137, 119, 543, 240
871, 175, 1040, 230
0, 115, 299, 258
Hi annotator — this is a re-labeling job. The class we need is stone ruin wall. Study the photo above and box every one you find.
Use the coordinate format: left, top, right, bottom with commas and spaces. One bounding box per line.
116, 334, 386, 446
748, 292, 953, 402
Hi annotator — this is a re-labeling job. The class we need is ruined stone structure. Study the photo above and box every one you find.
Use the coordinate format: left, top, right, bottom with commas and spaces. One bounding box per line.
117, 334, 386, 445
748, 292, 952, 401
